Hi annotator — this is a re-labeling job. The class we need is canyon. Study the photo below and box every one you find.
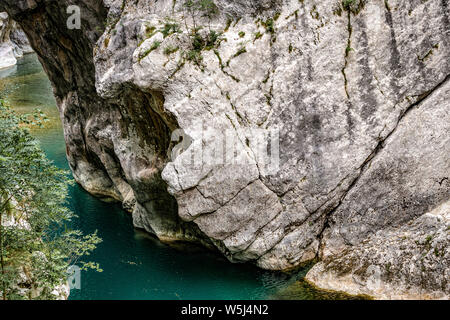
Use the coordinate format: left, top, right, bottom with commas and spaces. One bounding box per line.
0, 0, 448, 299
0, 11, 32, 69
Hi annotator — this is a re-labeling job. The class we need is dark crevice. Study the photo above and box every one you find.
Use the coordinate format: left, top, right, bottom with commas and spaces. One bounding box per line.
342, 9, 353, 99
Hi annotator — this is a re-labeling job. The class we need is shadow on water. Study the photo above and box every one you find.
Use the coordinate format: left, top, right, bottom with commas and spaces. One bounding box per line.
0, 53, 361, 300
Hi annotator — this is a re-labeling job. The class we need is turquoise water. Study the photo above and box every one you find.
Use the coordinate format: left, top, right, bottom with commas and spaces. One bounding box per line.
0, 54, 345, 300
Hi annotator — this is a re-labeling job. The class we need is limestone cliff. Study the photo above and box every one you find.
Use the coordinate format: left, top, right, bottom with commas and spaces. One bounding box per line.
0, 12, 32, 69
1, 0, 448, 299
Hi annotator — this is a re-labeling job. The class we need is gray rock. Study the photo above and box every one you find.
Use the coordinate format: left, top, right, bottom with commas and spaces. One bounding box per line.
305, 75, 450, 300
0, 12, 17, 69
0, 11, 32, 69
306, 201, 450, 300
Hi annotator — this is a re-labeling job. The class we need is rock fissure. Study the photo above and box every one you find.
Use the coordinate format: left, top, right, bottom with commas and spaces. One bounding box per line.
191, 177, 259, 222
318, 72, 450, 252
342, 9, 353, 99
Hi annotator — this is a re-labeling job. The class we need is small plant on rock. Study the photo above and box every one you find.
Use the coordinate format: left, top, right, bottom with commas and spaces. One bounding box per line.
139, 41, 162, 61
183, 0, 219, 31
164, 45, 179, 55
161, 22, 181, 38
342, 0, 366, 14
179, 0, 222, 69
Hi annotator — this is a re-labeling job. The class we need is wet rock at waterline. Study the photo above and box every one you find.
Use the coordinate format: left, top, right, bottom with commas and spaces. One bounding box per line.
1, 0, 448, 299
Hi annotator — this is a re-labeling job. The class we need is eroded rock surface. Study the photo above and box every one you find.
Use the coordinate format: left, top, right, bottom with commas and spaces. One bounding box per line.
1, 0, 448, 299
306, 201, 450, 300
0, 11, 32, 69
306, 80, 450, 299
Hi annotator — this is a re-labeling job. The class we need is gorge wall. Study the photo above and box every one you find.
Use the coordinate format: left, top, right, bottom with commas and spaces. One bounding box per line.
0, 11, 32, 68
0, 0, 448, 299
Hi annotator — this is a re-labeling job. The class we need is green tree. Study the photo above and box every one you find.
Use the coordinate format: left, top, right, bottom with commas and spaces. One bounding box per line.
180, 0, 221, 69
183, 0, 219, 31
0, 100, 101, 300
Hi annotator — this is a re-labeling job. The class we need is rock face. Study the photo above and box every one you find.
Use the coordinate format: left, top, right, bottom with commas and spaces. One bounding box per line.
306, 81, 450, 299
306, 201, 449, 300
1, 0, 448, 299
0, 11, 32, 69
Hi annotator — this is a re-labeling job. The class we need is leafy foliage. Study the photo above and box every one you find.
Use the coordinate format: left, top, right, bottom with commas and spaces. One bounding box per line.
342, 0, 366, 14
342, 0, 356, 10
178, 1, 223, 70
0, 100, 101, 300
164, 45, 180, 56
160, 22, 181, 38
139, 41, 162, 61
183, 0, 219, 29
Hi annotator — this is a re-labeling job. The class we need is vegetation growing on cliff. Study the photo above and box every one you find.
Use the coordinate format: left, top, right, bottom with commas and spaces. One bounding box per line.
0, 100, 101, 300
181, 0, 222, 68
182, 0, 219, 30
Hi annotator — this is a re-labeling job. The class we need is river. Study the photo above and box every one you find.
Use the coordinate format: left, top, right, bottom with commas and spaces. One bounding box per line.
0, 53, 353, 300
